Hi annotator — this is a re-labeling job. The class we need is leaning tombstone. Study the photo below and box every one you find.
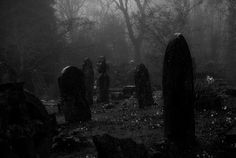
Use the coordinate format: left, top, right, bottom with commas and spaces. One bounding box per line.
96, 56, 110, 103
82, 58, 94, 106
58, 66, 91, 122
134, 64, 154, 108
162, 33, 195, 147
0, 82, 53, 158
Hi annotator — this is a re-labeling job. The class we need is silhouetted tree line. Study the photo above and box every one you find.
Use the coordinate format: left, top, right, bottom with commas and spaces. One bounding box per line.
0, 0, 236, 97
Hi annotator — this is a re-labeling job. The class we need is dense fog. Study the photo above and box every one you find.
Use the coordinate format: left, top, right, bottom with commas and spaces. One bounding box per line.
1, 1, 236, 158
0, 0, 235, 98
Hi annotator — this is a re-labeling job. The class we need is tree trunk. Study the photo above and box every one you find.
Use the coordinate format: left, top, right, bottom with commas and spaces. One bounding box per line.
134, 42, 141, 63
115, 0, 145, 64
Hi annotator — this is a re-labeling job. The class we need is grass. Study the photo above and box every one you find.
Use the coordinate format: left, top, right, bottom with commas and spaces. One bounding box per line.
49, 91, 236, 158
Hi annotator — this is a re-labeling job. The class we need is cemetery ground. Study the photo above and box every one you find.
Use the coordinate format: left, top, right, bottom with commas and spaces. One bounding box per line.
47, 90, 236, 158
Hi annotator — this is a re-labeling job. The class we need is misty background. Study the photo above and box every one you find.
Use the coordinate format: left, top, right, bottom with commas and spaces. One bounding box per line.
0, 0, 235, 99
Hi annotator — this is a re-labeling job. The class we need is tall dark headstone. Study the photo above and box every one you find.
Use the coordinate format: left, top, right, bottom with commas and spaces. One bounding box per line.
134, 64, 154, 108
162, 33, 195, 146
82, 58, 94, 106
58, 66, 91, 122
97, 56, 110, 103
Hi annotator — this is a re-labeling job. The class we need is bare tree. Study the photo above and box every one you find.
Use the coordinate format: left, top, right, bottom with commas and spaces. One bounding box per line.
55, 0, 86, 20
54, 0, 87, 42
112, 0, 150, 63
143, 0, 204, 52
97, 0, 114, 15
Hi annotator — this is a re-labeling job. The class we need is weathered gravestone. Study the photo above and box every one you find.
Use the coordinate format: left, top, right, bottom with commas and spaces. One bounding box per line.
97, 56, 110, 103
58, 66, 91, 122
134, 64, 154, 108
0, 82, 53, 158
162, 33, 195, 146
82, 58, 94, 106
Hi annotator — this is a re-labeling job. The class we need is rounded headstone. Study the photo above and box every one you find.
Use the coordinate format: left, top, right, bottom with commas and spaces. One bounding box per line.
58, 66, 91, 122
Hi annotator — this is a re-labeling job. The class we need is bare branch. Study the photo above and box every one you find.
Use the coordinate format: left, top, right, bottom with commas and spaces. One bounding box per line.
187, 0, 203, 13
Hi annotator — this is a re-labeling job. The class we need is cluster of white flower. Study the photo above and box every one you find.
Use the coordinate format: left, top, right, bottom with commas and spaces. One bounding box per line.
206, 75, 214, 84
